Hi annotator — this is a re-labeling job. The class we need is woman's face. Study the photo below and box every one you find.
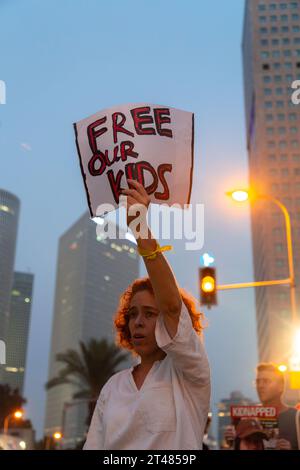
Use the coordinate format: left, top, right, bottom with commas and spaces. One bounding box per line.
128, 290, 161, 357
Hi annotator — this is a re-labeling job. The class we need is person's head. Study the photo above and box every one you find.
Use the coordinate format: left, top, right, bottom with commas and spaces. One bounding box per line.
255, 363, 285, 405
234, 419, 268, 450
114, 277, 204, 359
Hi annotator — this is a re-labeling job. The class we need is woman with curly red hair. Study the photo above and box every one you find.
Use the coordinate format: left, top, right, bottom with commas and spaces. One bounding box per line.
83, 179, 210, 450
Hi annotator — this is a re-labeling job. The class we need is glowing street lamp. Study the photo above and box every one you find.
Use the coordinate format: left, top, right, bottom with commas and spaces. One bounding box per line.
45, 431, 63, 450
225, 188, 297, 326
3, 409, 24, 434
228, 189, 250, 203
19, 441, 26, 450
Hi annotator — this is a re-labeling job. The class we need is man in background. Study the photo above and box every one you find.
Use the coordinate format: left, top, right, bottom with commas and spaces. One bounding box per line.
225, 363, 299, 450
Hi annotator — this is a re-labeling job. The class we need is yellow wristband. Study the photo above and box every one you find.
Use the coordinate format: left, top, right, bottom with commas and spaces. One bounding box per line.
137, 243, 173, 260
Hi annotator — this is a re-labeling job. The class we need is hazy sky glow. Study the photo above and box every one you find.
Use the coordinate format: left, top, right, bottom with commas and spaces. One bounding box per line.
0, 0, 258, 438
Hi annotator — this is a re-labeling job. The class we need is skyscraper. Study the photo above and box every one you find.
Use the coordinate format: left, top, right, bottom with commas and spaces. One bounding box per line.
242, 0, 300, 363
0, 190, 20, 382
3, 272, 34, 393
0, 190, 20, 339
44, 212, 139, 448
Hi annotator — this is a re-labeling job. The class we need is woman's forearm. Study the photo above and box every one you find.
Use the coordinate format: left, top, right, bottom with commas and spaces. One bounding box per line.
137, 227, 182, 317
121, 178, 182, 324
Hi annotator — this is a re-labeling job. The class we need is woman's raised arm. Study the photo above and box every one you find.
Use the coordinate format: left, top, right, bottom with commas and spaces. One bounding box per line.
121, 179, 182, 338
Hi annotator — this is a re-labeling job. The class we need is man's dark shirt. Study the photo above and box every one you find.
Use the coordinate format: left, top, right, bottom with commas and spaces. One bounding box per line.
278, 408, 299, 450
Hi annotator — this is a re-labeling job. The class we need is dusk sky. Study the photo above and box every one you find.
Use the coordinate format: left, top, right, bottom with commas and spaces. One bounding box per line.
0, 0, 258, 438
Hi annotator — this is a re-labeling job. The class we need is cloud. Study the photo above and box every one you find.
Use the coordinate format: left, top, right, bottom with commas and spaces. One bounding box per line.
21, 142, 32, 151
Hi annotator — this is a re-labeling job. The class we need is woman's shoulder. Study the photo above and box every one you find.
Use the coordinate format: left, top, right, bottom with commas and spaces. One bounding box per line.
96, 368, 131, 405
101, 367, 132, 391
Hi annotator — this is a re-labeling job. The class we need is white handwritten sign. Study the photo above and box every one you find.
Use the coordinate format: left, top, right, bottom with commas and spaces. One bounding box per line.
74, 103, 194, 217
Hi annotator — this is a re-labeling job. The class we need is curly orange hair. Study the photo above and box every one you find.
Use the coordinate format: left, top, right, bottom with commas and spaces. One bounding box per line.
114, 277, 205, 354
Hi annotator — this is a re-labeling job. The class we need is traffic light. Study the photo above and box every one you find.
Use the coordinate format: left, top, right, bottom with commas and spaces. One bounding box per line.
199, 267, 217, 308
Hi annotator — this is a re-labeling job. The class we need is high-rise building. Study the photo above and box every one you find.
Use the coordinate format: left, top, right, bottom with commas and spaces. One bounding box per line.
44, 213, 139, 448
3, 272, 34, 393
217, 391, 255, 448
0, 190, 20, 383
242, 0, 300, 364
0, 190, 20, 342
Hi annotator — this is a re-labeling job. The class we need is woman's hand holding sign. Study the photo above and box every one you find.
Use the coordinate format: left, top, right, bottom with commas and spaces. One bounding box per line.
121, 178, 182, 339
121, 179, 151, 234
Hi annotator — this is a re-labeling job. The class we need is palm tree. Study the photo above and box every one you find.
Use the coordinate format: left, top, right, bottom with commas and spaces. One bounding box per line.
46, 338, 128, 424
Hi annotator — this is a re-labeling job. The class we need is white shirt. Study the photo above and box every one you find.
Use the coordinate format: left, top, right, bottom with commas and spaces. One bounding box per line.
83, 302, 211, 450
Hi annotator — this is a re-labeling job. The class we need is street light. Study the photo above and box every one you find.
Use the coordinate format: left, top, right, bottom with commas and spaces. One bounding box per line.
45, 431, 63, 450
3, 409, 24, 435
230, 189, 250, 203
19, 441, 26, 450
226, 188, 297, 326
